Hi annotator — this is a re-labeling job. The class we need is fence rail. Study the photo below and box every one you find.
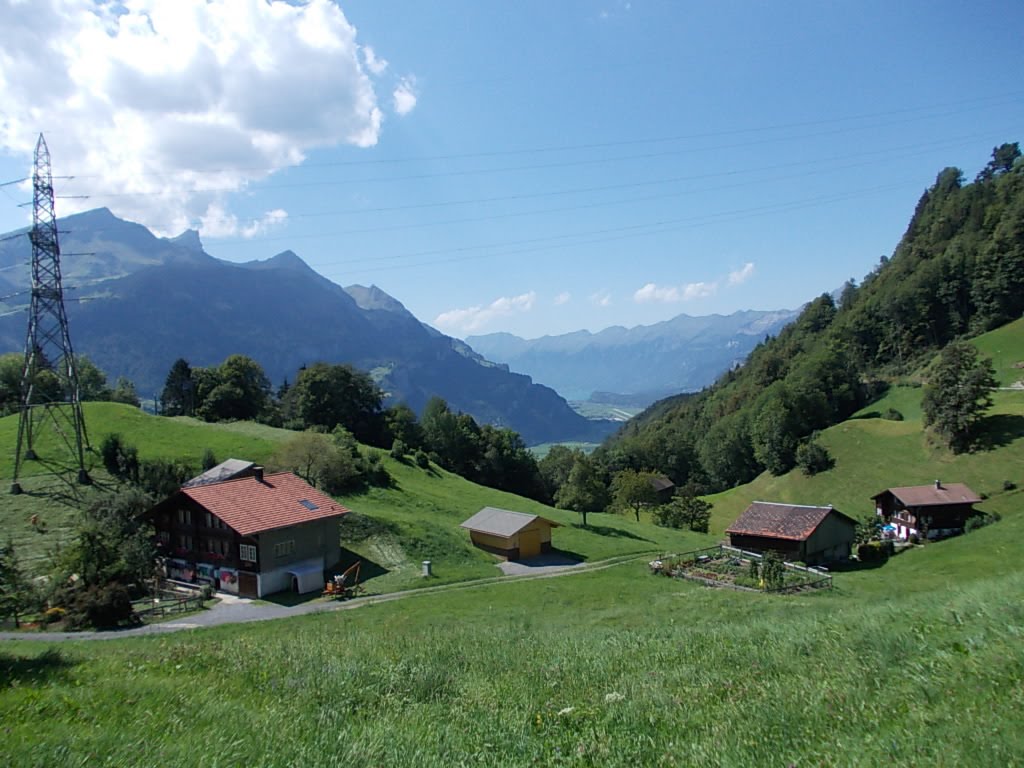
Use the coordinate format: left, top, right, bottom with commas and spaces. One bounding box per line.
653, 543, 833, 592
134, 592, 205, 619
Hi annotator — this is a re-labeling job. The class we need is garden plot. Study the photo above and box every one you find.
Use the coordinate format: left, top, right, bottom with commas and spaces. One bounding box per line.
650, 545, 832, 593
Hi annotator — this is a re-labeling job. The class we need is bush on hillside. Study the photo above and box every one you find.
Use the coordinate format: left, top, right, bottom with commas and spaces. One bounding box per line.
858, 540, 894, 563
883, 408, 904, 421
100, 433, 139, 483
62, 582, 137, 630
414, 449, 431, 469
965, 511, 1001, 533
795, 439, 834, 476
390, 439, 408, 461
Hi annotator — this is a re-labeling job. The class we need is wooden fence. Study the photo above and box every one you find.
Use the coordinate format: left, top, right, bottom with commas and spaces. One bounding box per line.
654, 543, 833, 592
134, 589, 206, 620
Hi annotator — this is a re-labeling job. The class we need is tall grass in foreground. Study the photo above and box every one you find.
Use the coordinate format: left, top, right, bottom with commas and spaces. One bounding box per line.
2, 564, 1022, 767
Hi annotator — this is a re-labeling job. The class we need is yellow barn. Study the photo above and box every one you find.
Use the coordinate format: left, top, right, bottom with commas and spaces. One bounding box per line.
460, 507, 560, 561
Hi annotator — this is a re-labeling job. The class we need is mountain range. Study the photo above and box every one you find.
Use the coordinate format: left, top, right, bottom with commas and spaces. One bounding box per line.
467, 308, 798, 403
0, 208, 612, 445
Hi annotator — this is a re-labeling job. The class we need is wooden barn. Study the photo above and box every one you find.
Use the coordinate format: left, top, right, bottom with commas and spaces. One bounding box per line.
460, 507, 560, 561
726, 501, 857, 565
873, 480, 981, 540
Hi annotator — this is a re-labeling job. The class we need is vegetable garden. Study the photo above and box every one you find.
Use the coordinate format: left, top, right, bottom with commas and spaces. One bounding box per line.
650, 544, 833, 593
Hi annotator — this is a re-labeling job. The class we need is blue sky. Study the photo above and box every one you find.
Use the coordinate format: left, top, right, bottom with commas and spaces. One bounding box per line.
1, 0, 1022, 338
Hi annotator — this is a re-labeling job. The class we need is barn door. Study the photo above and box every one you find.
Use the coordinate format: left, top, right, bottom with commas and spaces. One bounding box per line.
519, 529, 541, 558
238, 571, 258, 598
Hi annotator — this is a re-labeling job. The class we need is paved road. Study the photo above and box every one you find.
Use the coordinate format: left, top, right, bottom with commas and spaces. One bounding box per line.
0, 553, 647, 642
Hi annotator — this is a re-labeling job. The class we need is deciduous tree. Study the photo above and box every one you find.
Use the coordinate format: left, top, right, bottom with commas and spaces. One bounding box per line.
611, 469, 659, 522
922, 342, 997, 452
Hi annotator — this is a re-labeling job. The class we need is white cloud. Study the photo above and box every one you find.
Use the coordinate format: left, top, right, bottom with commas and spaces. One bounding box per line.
553, 291, 571, 306
393, 76, 418, 116
434, 291, 536, 333
199, 204, 289, 239
728, 262, 756, 286
0, 0, 410, 237
362, 45, 389, 75
634, 283, 680, 303
590, 290, 612, 307
634, 263, 755, 304
683, 281, 717, 300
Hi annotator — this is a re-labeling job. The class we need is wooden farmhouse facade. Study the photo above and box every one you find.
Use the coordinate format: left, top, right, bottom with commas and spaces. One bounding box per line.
726, 501, 857, 565
460, 507, 559, 561
145, 468, 349, 598
873, 481, 981, 541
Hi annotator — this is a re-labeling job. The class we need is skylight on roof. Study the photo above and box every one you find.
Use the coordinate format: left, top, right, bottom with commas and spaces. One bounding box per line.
298, 499, 319, 511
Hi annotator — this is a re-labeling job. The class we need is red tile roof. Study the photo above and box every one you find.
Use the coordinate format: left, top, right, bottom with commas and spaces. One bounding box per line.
181, 472, 349, 536
872, 483, 981, 508
726, 501, 855, 542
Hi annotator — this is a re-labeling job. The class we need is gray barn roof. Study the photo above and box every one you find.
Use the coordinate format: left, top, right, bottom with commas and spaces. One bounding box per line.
460, 507, 559, 538
182, 459, 256, 489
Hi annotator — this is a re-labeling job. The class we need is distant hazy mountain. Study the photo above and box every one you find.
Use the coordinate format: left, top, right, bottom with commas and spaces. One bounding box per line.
467, 309, 799, 403
0, 208, 613, 445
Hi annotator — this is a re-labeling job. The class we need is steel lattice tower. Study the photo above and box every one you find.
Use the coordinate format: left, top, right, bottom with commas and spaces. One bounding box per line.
10, 134, 90, 494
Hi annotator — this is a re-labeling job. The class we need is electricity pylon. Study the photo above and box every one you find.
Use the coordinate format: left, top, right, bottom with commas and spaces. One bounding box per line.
10, 134, 90, 494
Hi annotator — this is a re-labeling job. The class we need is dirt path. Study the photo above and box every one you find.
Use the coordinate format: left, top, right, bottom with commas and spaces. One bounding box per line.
0, 553, 652, 642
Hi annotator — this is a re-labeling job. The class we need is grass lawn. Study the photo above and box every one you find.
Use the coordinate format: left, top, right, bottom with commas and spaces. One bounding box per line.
0, 402, 707, 593
2, 510, 1023, 766
972, 316, 1024, 386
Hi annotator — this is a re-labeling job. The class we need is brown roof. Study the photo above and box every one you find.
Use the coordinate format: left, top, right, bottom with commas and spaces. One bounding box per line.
726, 501, 855, 542
649, 475, 675, 493
181, 472, 349, 536
872, 483, 981, 508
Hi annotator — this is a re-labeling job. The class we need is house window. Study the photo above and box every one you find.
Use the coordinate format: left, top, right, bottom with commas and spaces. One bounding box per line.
239, 544, 257, 562
177, 508, 192, 525
274, 540, 296, 559
158, 531, 170, 545
176, 534, 193, 551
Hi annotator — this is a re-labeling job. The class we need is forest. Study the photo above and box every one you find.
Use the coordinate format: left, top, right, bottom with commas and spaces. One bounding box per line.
590, 143, 1023, 493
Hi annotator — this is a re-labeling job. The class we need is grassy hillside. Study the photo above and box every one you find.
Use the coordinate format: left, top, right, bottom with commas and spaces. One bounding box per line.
2, 334, 1023, 765
973, 316, 1024, 386
2, 503, 1022, 766
0, 402, 706, 583
704, 321, 1024, 535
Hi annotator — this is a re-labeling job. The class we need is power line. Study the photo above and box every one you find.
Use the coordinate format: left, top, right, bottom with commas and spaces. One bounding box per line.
56, 91, 1024, 183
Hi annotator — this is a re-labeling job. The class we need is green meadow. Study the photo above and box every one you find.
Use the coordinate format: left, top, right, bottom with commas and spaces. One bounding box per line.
1, 322, 1022, 766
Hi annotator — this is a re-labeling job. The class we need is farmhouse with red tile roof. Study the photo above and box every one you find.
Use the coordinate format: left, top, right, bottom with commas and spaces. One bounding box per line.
726, 501, 857, 565
146, 467, 349, 598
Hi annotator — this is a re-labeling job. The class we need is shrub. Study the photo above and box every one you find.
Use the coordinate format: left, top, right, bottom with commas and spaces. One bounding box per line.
99, 433, 139, 482
361, 451, 391, 488
42, 607, 66, 625
63, 583, 136, 630
883, 408, 904, 421
1004, 480, 1017, 492
795, 439, 834, 476
965, 512, 1002, 533
414, 449, 431, 469
857, 540, 894, 563
761, 552, 785, 591
390, 439, 408, 461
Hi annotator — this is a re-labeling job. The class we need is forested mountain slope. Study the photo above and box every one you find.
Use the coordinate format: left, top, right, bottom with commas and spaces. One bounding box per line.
0, 209, 612, 445
602, 143, 1024, 490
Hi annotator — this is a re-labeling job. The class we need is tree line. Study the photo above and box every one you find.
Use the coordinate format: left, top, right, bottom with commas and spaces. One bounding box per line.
0, 353, 140, 416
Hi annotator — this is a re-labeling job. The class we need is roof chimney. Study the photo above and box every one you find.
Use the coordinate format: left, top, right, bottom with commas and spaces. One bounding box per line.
254, 466, 264, 483
935, 479, 941, 490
